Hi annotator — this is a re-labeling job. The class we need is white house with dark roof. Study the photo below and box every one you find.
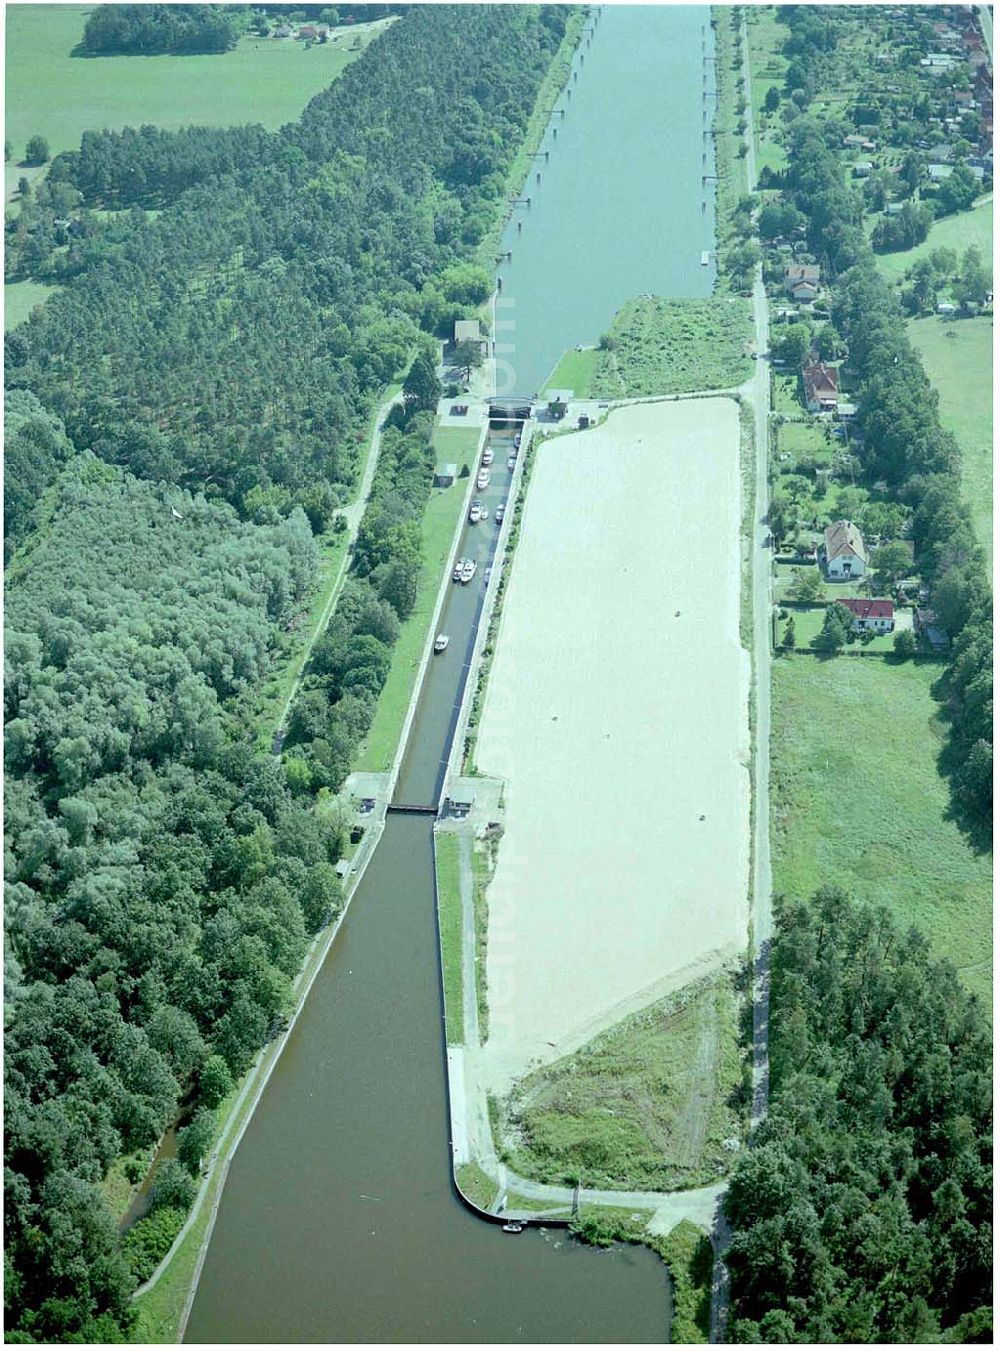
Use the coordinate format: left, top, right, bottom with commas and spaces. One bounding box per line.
823, 519, 868, 579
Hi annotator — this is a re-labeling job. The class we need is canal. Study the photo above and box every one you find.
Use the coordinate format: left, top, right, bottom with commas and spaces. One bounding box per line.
185, 6, 714, 1342
495, 4, 716, 400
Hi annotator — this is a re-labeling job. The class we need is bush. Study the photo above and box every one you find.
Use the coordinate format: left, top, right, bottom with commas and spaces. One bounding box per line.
122, 1206, 186, 1285
177, 1110, 215, 1177
893, 628, 916, 659
149, 1158, 196, 1213
198, 1054, 234, 1110
24, 134, 49, 166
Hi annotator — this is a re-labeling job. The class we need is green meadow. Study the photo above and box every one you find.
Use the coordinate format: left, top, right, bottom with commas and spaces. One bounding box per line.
907, 314, 993, 564
771, 656, 992, 1001
5, 5, 389, 200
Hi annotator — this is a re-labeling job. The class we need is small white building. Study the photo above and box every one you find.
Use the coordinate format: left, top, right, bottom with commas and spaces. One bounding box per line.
823, 519, 868, 579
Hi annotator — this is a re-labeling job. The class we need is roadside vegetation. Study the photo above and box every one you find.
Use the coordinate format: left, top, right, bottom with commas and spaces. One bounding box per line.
3, 8, 574, 1340
592, 296, 753, 397
725, 886, 992, 1344
499, 972, 746, 1193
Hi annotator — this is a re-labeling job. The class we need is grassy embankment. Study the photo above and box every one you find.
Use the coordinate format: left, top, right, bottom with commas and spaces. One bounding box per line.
434, 832, 465, 1045
652, 1222, 714, 1344
541, 346, 600, 398
771, 656, 992, 1001
4, 5, 387, 322
454, 1161, 497, 1211
499, 973, 746, 1193
591, 296, 753, 397
353, 428, 479, 774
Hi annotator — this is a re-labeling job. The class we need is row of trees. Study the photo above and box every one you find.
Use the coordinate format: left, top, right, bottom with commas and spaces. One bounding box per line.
725, 887, 992, 1343
79, 4, 243, 56
775, 108, 991, 828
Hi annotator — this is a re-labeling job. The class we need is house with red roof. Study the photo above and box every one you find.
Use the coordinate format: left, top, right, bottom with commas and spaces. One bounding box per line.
837, 597, 895, 633
802, 360, 840, 413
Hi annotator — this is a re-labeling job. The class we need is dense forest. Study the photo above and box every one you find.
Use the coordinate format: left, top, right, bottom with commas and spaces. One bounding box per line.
725, 888, 992, 1343
759, 10, 992, 832
79, 4, 243, 56
6, 5, 565, 522
4, 7, 570, 1340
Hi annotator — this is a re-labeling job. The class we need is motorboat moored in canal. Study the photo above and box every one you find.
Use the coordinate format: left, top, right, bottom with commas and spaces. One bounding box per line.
495, 501, 506, 524
507, 455, 517, 470
481, 447, 494, 466
469, 500, 483, 523
502, 1222, 525, 1234
460, 558, 477, 584
476, 467, 490, 490
433, 634, 449, 653
452, 558, 465, 582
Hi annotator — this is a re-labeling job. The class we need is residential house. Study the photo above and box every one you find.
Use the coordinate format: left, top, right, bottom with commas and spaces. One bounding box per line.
837, 597, 894, 633
802, 359, 839, 413
928, 163, 954, 181
274, 23, 292, 37
823, 519, 868, 579
853, 161, 874, 178
784, 262, 820, 303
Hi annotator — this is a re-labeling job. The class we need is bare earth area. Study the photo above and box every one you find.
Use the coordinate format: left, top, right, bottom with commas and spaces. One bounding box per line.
474, 399, 750, 1092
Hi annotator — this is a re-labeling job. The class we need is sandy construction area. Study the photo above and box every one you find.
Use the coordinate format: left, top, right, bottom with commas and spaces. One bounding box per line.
474, 399, 750, 1091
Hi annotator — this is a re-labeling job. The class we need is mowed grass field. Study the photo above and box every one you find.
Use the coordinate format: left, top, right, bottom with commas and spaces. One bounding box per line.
4, 5, 389, 199
542, 346, 600, 397
874, 196, 993, 283
907, 314, 993, 564
771, 656, 992, 1001
4, 278, 59, 331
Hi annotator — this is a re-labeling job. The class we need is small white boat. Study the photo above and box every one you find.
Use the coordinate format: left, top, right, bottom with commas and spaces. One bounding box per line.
453, 558, 465, 582
507, 456, 517, 471
495, 502, 506, 524
476, 468, 490, 490
481, 447, 494, 466
469, 501, 483, 523
460, 558, 477, 584
501, 1222, 524, 1234
433, 634, 449, 653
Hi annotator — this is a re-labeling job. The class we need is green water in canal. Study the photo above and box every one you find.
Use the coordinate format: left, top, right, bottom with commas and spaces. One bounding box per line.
495, 4, 716, 400
186, 6, 713, 1341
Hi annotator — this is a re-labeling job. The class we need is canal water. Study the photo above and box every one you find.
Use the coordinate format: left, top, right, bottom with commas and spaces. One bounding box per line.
186, 6, 712, 1342
494, 4, 716, 400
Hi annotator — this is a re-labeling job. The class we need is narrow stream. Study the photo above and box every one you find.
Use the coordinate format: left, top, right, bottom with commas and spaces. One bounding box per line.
185, 7, 714, 1341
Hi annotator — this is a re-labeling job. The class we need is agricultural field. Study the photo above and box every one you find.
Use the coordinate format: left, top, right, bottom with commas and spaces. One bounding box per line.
499, 971, 745, 1193
771, 656, 992, 1001
474, 401, 750, 1094
907, 314, 992, 563
592, 296, 754, 397
4, 5, 390, 200
874, 196, 992, 284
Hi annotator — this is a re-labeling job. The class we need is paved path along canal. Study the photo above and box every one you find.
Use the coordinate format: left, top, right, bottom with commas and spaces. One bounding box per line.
185, 7, 715, 1341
